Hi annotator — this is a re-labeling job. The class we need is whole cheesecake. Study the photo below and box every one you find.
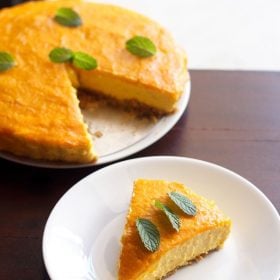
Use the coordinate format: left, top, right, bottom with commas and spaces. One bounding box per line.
0, 0, 188, 163
118, 179, 231, 279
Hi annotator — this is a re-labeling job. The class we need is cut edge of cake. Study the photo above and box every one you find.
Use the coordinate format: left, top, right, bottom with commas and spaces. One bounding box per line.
135, 226, 231, 280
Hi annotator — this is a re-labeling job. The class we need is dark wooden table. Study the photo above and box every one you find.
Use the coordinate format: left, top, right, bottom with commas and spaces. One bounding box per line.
0, 70, 279, 279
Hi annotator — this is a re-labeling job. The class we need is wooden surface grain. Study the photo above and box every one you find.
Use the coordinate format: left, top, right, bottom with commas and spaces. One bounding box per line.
0, 70, 279, 279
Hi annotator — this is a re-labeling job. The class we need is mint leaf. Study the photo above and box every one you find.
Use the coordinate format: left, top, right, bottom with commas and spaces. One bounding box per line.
136, 218, 160, 252
72, 52, 98, 71
0, 52, 15, 72
49, 47, 74, 63
54, 7, 82, 27
155, 200, 180, 232
126, 36, 157, 58
168, 192, 197, 216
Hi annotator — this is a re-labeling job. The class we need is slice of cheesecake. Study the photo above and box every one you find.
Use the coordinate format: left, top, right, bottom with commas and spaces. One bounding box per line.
118, 179, 231, 280
0, 0, 188, 163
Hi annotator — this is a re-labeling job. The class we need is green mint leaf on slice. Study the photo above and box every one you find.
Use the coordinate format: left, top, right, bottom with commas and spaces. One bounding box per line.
72, 52, 98, 71
168, 192, 197, 216
0, 52, 15, 72
126, 36, 157, 58
54, 7, 82, 27
136, 218, 160, 252
155, 200, 180, 232
49, 47, 74, 63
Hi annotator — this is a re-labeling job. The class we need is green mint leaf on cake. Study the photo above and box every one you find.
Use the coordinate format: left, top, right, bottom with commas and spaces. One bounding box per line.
168, 192, 197, 216
155, 200, 180, 232
0, 52, 15, 72
136, 218, 160, 252
126, 36, 157, 58
49, 47, 74, 63
54, 7, 82, 27
72, 52, 98, 71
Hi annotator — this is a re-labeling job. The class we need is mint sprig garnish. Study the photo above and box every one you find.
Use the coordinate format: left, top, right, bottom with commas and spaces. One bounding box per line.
168, 192, 197, 216
126, 36, 157, 58
49, 48, 98, 71
136, 218, 160, 252
0, 52, 15, 72
72, 52, 98, 71
54, 7, 82, 27
155, 200, 180, 232
49, 47, 74, 63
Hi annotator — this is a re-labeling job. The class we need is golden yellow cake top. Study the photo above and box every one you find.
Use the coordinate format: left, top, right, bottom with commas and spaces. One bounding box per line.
119, 179, 231, 280
0, 0, 187, 95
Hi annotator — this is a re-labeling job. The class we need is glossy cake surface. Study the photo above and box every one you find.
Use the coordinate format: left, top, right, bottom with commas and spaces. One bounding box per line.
118, 179, 231, 280
0, 0, 188, 162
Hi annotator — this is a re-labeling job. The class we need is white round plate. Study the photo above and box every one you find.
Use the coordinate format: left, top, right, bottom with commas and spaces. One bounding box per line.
43, 156, 280, 280
0, 82, 190, 168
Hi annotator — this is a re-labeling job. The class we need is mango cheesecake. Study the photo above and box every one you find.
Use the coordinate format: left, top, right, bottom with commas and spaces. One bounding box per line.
118, 179, 231, 279
0, 0, 188, 163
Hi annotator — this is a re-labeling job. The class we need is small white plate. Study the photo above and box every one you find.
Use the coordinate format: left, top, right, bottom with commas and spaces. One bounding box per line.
43, 156, 280, 280
0, 82, 190, 168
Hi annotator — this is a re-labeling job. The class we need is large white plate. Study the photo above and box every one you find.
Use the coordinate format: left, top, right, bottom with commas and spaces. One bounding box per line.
0, 82, 190, 168
43, 156, 280, 280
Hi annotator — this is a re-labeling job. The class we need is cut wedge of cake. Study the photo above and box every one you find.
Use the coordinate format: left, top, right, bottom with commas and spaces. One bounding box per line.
0, 0, 188, 163
118, 179, 231, 280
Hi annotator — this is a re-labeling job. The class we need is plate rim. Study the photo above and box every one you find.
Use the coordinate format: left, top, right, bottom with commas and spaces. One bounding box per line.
0, 81, 191, 169
42, 156, 280, 280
